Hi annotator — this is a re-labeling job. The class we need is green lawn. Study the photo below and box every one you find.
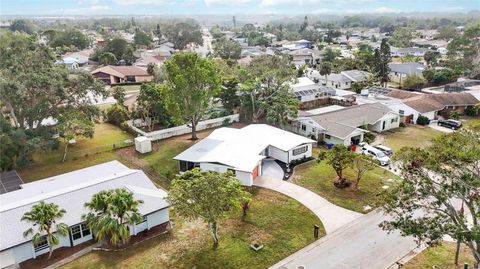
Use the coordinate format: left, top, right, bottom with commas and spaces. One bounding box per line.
61, 187, 323, 269
405, 242, 476, 269
381, 125, 442, 152
292, 149, 400, 213
18, 123, 133, 182
463, 117, 480, 129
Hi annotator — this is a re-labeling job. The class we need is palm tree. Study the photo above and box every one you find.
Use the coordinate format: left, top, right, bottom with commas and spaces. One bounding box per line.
318, 62, 332, 87
83, 189, 143, 246
22, 202, 69, 260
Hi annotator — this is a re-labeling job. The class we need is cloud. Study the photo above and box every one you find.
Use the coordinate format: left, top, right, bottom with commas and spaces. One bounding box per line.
54, 5, 110, 15
312, 8, 332, 14
204, 0, 253, 5
372, 6, 400, 13
260, 0, 323, 6
114, 0, 175, 5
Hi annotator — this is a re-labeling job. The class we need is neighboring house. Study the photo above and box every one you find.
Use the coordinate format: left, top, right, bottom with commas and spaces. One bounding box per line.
313, 70, 370, 90
444, 79, 480, 93
357, 87, 479, 122
399, 92, 479, 120
63, 49, 92, 66
288, 48, 321, 66
291, 103, 400, 146
295, 39, 313, 49
291, 77, 336, 102
241, 46, 265, 57
0, 161, 169, 268
54, 57, 79, 70
174, 124, 315, 186
91, 65, 152, 85
388, 62, 426, 86
391, 47, 431, 57
134, 55, 166, 69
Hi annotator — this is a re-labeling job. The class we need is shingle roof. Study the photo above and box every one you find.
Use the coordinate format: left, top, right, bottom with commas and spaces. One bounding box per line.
388, 62, 426, 76
309, 103, 396, 139
91, 65, 149, 77
0, 161, 168, 251
385, 89, 423, 99
402, 92, 479, 113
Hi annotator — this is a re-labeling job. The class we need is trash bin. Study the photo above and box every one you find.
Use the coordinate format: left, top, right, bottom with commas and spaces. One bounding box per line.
327, 143, 334, 149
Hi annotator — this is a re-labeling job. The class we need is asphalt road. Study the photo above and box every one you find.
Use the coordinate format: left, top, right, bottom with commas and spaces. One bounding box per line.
271, 209, 418, 269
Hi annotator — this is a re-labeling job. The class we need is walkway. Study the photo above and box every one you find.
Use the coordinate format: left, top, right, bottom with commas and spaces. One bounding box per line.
270, 209, 418, 269
254, 176, 362, 234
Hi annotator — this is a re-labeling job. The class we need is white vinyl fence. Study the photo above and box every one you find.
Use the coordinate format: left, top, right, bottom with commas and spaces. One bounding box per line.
127, 114, 239, 141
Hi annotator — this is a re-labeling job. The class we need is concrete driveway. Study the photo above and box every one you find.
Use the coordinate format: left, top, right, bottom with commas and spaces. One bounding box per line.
271, 209, 418, 269
429, 121, 454, 133
254, 176, 362, 234
261, 160, 284, 180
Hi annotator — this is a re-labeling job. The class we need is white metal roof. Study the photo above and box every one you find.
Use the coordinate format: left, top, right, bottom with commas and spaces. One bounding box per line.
174, 124, 315, 172
0, 161, 168, 251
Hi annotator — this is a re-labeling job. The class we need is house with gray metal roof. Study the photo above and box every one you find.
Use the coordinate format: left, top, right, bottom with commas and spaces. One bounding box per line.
291, 103, 400, 146
0, 161, 170, 268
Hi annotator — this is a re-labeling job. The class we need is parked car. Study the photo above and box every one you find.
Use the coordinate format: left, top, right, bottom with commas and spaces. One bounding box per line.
438, 119, 462, 130
373, 145, 393, 156
362, 145, 391, 166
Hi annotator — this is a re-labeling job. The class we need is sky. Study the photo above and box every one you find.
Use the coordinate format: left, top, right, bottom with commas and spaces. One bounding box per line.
1, 0, 479, 15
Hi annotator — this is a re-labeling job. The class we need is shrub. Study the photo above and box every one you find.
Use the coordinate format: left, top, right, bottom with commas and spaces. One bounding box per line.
449, 111, 460, 120
465, 106, 477, 116
363, 132, 376, 144
416, 115, 430, 125
106, 104, 130, 126
222, 118, 231, 126
399, 122, 406, 127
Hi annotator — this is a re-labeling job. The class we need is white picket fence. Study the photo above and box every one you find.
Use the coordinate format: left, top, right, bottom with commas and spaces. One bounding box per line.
127, 114, 240, 141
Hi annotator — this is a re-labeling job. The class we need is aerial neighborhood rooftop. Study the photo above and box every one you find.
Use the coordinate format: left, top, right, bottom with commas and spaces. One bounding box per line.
0, 3, 479, 269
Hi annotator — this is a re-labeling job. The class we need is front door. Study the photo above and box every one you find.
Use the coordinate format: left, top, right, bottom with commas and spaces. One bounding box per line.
252, 165, 259, 180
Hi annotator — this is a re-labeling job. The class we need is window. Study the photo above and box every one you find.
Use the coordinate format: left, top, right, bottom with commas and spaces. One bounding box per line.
399, 110, 404, 115
126, 75, 136, 82
301, 124, 306, 131
70, 223, 91, 241
136, 216, 147, 225
293, 146, 308, 156
34, 236, 49, 252
391, 117, 398, 123
325, 134, 331, 139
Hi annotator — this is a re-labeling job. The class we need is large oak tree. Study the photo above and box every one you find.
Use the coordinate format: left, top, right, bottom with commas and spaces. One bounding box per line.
161, 52, 221, 140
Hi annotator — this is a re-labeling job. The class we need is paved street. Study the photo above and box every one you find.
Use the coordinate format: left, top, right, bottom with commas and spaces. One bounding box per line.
254, 176, 362, 234
271, 209, 418, 269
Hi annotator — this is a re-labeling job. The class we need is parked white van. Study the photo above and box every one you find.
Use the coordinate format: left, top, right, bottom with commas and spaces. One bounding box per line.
362, 145, 391, 166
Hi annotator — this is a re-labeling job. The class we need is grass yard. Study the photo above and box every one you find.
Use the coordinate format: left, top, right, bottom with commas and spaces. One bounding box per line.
18, 123, 133, 182
292, 148, 400, 213
463, 117, 480, 129
381, 125, 442, 152
61, 187, 323, 269
404, 242, 476, 269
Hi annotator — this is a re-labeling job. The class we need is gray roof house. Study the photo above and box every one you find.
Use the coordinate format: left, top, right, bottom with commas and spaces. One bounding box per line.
392, 47, 432, 57
314, 70, 370, 90
0, 161, 170, 268
291, 103, 400, 146
388, 62, 426, 77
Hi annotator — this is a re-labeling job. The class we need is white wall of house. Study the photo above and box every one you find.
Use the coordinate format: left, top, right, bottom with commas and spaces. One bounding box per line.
1, 209, 170, 268
421, 111, 436, 120
323, 131, 364, 147
268, 146, 289, 163
369, 113, 400, 132
290, 120, 320, 140
199, 162, 255, 186
288, 144, 313, 163
236, 171, 254, 186
389, 103, 421, 123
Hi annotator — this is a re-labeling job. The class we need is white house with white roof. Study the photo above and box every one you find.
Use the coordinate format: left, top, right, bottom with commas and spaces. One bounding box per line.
174, 124, 315, 186
0, 161, 169, 268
